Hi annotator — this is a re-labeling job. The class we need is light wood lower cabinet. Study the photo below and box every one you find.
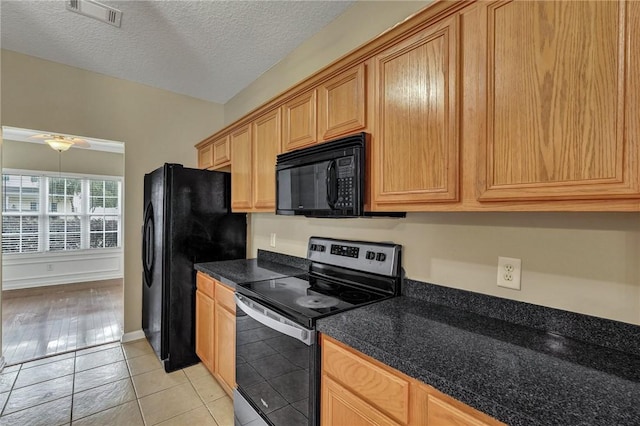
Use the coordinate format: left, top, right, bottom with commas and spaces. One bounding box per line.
323, 375, 401, 426
214, 283, 236, 395
195, 272, 236, 397
195, 288, 214, 371
320, 335, 503, 426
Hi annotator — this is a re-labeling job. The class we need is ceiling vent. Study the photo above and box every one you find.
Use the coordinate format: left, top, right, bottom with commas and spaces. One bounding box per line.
66, 0, 122, 28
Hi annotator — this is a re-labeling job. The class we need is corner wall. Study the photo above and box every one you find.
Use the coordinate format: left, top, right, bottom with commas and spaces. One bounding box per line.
1, 49, 225, 334
226, 1, 640, 325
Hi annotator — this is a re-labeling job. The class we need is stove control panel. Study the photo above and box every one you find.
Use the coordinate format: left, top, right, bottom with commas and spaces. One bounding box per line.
330, 244, 360, 258
307, 237, 401, 277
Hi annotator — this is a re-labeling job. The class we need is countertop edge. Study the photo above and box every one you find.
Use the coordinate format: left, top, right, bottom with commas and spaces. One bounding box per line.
316, 321, 535, 426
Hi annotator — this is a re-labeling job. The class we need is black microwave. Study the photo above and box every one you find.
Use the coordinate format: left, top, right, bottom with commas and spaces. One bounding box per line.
276, 133, 366, 217
276, 133, 405, 218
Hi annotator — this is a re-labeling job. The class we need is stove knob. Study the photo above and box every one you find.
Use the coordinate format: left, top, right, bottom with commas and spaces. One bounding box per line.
376, 252, 386, 262
366, 251, 375, 260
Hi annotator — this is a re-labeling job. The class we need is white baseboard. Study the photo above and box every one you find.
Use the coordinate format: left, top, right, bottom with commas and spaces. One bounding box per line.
0, 356, 5, 373
121, 330, 146, 343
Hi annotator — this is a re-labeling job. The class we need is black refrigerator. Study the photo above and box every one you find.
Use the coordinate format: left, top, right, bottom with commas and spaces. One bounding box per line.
142, 164, 246, 372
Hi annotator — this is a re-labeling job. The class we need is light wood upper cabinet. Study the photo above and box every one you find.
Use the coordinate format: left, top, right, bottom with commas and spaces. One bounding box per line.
197, 143, 214, 170
198, 0, 640, 211
230, 125, 252, 211
252, 108, 281, 210
371, 14, 460, 210
475, 0, 640, 202
197, 135, 230, 170
212, 135, 231, 169
318, 64, 366, 141
283, 89, 317, 152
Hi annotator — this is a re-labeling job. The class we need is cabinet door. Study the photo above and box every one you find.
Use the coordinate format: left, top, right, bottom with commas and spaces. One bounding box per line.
318, 64, 366, 141
195, 289, 214, 373
476, 0, 640, 201
252, 108, 281, 210
230, 124, 253, 211
372, 14, 460, 209
212, 135, 231, 169
283, 90, 317, 152
198, 143, 213, 170
214, 303, 236, 396
322, 375, 401, 426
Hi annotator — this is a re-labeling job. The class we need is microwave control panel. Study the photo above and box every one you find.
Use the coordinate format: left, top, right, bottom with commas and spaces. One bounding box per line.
336, 157, 355, 208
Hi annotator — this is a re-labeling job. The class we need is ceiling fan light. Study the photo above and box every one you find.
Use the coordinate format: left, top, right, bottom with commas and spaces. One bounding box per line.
46, 139, 74, 152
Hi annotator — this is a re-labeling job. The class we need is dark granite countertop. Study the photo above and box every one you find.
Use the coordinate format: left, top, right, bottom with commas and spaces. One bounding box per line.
195, 257, 306, 289
316, 296, 640, 426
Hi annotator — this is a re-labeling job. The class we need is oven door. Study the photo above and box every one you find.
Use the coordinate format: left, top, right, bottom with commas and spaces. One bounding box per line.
234, 293, 318, 426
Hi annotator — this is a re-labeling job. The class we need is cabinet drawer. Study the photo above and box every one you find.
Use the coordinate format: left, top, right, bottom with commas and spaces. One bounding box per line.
322, 338, 409, 424
215, 281, 235, 313
196, 272, 214, 299
428, 394, 491, 426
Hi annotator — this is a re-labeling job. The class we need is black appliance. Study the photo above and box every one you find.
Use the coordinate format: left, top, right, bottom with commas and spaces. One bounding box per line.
142, 163, 246, 372
234, 237, 402, 426
276, 133, 404, 218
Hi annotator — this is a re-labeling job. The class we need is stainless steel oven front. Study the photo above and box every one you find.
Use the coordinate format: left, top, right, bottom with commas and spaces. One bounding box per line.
234, 293, 319, 426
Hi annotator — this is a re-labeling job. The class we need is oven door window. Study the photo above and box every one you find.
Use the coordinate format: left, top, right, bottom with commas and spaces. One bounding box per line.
277, 161, 331, 211
236, 301, 312, 426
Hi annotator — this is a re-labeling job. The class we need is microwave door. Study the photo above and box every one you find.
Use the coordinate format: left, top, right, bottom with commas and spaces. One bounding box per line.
282, 161, 330, 211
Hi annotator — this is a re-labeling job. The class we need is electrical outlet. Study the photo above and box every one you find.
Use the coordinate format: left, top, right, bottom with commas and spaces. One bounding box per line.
269, 233, 276, 248
497, 257, 521, 290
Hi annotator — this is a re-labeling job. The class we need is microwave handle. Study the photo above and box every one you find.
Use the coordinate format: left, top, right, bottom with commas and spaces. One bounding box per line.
326, 160, 338, 209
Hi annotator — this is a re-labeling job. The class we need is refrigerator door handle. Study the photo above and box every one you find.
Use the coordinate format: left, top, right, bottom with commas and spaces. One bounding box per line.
142, 202, 155, 287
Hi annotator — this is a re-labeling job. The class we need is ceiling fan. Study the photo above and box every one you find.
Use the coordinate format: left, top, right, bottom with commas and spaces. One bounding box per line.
29, 133, 91, 152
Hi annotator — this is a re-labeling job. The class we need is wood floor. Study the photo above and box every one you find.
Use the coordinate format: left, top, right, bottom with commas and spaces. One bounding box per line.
2, 279, 123, 366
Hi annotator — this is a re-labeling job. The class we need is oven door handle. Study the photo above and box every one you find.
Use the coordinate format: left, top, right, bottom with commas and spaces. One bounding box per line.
235, 294, 315, 346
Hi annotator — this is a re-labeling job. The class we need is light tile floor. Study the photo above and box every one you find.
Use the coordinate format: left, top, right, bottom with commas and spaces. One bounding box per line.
0, 339, 233, 426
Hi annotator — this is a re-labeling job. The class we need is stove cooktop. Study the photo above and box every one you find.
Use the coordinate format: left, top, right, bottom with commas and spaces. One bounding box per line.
236, 274, 390, 328
236, 237, 402, 328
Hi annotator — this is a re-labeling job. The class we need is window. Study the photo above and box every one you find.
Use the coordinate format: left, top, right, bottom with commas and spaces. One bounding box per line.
89, 180, 120, 249
2, 172, 122, 254
2, 175, 41, 253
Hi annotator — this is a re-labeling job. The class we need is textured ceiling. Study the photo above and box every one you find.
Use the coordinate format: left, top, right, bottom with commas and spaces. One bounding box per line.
0, 0, 354, 104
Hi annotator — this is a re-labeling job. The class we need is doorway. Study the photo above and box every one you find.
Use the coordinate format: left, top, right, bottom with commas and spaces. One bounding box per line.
1, 126, 125, 365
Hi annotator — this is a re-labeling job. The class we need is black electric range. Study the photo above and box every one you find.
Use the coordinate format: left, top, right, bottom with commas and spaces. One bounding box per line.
234, 237, 402, 426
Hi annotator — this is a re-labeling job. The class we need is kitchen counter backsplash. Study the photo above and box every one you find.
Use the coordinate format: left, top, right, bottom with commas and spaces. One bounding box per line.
403, 278, 640, 357
248, 250, 640, 357
256, 249, 311, 271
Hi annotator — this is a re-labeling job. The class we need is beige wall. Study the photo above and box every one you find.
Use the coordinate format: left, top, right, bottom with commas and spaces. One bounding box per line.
3, 139, 123, 176
228, 1, 640, 326
1, 49, 225, 334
